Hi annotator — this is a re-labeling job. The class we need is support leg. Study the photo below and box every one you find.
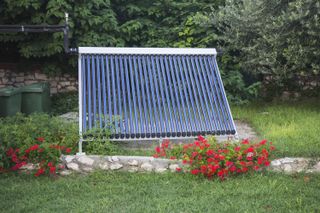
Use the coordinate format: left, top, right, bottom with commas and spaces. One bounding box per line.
77, 137, 86, 156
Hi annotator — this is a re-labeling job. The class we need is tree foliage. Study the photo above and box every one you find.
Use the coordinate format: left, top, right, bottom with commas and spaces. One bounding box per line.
211, 0, 320, 95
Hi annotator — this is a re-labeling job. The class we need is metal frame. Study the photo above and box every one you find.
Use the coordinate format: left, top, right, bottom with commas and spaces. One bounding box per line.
78, 47, 217, 55
77, 47, 237, 155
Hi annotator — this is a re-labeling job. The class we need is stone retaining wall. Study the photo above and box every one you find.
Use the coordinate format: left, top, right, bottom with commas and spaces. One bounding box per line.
58, 155, 320, 176
60, 155, 183, 175
0, 65, 77, 94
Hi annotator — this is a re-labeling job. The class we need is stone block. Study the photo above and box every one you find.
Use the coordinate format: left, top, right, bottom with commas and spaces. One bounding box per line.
66, 86, 77, 91
67, 163, 80, 171
110, 163, 123, 170
15, 76, 24, 82
128, 160, 139, 166
77, 156, 95, 166
141, 162, 153, 172
169, 164, 180, 172
155, 168, 167, 173
35, 73, 48, 80
128, 167, 139, 173
99, 162, 109, 170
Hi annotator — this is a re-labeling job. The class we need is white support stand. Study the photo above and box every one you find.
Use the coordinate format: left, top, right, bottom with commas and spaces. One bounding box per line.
159, 138, 163, 147
76, 137, 86, 156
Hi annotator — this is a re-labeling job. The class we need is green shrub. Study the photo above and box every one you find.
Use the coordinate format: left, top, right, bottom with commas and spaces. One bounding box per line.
51, 92, 78, 115
0, 113, 78, 153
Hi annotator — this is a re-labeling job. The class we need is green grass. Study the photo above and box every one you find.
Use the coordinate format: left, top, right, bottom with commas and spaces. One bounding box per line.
1, 100, 320, 212
0, 171, 320, 213
232, 99, 320, 158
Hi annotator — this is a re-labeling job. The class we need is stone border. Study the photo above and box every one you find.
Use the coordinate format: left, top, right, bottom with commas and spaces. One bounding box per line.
60, 155, 183, 175
58, 155, 320, 176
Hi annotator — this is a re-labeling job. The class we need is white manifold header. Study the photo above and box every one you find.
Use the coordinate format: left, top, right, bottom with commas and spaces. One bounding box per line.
78, 47, 217, 55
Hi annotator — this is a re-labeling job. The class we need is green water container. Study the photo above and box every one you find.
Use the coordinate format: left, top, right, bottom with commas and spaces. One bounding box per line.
0, 87, 22, 117
21, 82, 51, 114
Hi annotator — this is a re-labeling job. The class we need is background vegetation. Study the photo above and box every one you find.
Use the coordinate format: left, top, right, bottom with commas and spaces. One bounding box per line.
0, 0, 319, 102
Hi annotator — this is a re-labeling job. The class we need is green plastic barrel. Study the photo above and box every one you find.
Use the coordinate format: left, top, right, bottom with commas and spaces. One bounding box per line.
21, 82, 51, 114
0, 87, 22, 117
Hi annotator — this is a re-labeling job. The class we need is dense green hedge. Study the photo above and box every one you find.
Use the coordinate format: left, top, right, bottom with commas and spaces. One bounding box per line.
0, 0, 319, 102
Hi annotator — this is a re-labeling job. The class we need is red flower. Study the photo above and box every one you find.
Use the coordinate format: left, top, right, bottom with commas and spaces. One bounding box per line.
192, 152, 198, 158
253, 166, 260, 171
155, 146, 161, 153
241, 139, 249, 144
49, 166, 56, 174
6, 148, 14, 156
176, 167, 182, 172
226, 161, 233, 167
65, 148, 72, 154
259, 140, 267, 145
246, 157, 253, 161
198, 135, 205, 141
48, 162, 53, 167
242, 167, 248, 172
170, 156, 176, 160
270, 146, 275, 151
219, 155, 225, 160
34, 168, 45, 177
264, 161, 270, 166
153, 154, 159, 158
30, 144, 39, 151
11, 162, 27, 171
229, 166, 236, 172
36, 137, 45, 142
247, 147, 254, 153
191, 169, 200, 175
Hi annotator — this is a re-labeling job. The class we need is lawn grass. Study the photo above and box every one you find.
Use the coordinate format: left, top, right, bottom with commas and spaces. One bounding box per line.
1, 99, 319, 212
0, 171, 320, 213
232, 99, 320, 158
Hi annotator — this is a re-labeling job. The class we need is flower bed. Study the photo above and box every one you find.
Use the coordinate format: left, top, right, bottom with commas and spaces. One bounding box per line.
1, 137, 72, 176
153, 136, 276, 180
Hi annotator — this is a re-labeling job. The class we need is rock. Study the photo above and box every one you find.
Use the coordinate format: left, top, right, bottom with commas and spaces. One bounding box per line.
99, 162, 109, 170
128, 167, 139, 173
110, 163, 123, 170
64, 155, 75, 163
20, 163, 37, 170
15, 76, 24, 82
279, 157, 295, 164
153, 159, 170, 168
67, 163, 80, 172
82, 167, 94, 172
60, 170, 72, 176
128, 160, 139, 166
312, 162, 320, 171
283, 164, 293, 173
271, 160, 281, 167
111, 156, 119, 162
169, 164, 180, 172
77, 156, 94, 166
141, 163, 153, 172
35, 73, 48, 80
155, 168, 167, 173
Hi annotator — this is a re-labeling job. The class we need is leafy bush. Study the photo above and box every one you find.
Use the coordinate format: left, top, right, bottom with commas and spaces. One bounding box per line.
0, 113, 78, 148
210, 0, 320, 95
2, 137, 72, 176
83, 127, 119, 155
51, 92, 78, 115
153, 136, 275, 180
0, 113, 78, 170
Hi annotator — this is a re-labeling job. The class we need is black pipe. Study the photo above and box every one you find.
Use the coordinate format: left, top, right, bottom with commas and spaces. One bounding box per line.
0, 13, 77, 54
